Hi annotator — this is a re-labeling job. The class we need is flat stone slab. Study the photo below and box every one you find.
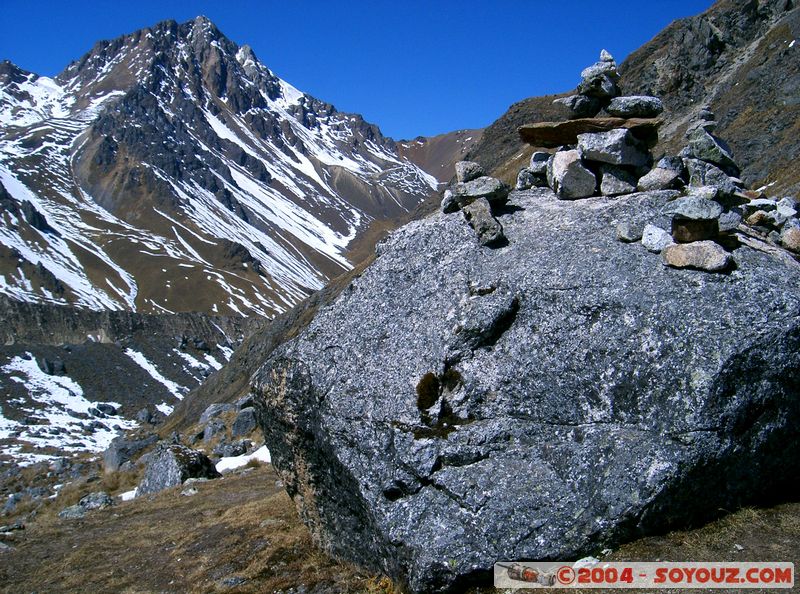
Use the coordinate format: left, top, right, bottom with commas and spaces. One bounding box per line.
519, 118, 661, 148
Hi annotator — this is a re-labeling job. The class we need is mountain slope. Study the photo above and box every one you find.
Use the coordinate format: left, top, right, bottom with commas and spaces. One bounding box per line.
466, 0, 799, 194
0, 17, 437, 317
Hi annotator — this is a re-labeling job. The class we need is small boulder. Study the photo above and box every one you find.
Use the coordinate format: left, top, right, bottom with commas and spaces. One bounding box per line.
684, 158, 739, 197
203, 419, 226, 442
516, 168, 536, 191
78, 492, 114, 511
462, 198, 505, 247
780, 220, 800, 253
231, 407, 258, 438
743, 199, 778, 216
662, 241, 732, 272
135, 408, 153, 424
616, 221, 644, 243
137, 443, 221, 495
606, 96, 664, 118
718, 210, 744, 232
214, 440, 250, 457
104, 433, 158, 473
548, 150, 596, 200
449, 177, 511, 209
58, 505, 86, 520
686, 128, 739, 175
454, 161, 485, 184
529, 151, 550, 175
599, 165, 638, 196
661, 196, 723, 220
638, 167, 684, 192
199, 403, 236, 426
642, 224, 675, 253
441, 189, 459, 214
95, 403, 118, 416
577, 129, 649, 168
552, 94, 602, 119
578, 73, 620, 98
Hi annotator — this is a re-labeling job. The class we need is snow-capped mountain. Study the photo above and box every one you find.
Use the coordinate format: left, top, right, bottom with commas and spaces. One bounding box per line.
0, 16, 437, 317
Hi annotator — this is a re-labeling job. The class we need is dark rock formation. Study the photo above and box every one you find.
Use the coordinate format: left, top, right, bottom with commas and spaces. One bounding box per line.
253, 187, 800, 593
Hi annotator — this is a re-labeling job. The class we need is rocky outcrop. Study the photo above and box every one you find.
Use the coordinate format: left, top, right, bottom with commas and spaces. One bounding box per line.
253, 187, 800, 593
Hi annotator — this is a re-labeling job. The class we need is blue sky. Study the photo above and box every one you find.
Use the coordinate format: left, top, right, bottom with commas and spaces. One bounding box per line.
0, 0, 713, 139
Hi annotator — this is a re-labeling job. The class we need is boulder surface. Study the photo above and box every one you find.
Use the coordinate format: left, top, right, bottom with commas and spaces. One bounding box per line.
253, 188, 800, 593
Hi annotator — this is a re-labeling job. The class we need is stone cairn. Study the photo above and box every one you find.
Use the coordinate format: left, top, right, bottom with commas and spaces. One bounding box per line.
507, 49, 800, 272
440, 161, 511, 247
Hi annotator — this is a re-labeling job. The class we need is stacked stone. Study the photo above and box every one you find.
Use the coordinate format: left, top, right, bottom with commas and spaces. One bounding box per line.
516, 50, 664, 199
632, 108, 800, 270
441, 161, 510, 247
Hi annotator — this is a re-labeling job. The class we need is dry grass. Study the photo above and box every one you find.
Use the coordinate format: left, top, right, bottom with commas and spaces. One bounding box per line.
3, 460, 799, 594
0, 464, 394, 594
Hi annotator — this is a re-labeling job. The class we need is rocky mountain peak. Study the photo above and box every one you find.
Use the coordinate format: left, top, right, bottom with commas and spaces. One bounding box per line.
0, 17, 437, 316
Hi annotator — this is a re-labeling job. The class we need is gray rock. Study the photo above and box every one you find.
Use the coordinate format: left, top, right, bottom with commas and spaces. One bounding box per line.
203, 419, 226, 442
684, 158, 739, 197
95, 403, 118, 416
103, 433, 158, 473
516, 168, 536, 191
454, 161, 485, 184
743, 199, 778, 215
552, 94, 602, 119
548, 150, 597, 199
0, 542, 14, 553
135, 408, 153, 424
599, 49, 615, 62
231, 407, 258, 438
606, 96, 664, 118
616, 221, 644, 242
718, 210, 744, 232
641, 224, 675, 253
449, 177, 511, 209
214, 440, 249, 457
776, 198, 798, 219
662, 240, 732, 272
79, 491, 113, 511
600, 165, 638, 196
637, 167, 684, 192
440, 190, 458, 214
577, 73, 620, 98
529, 152, 550, 175
253, 188, 800, 593
58, 505, 86, 520
577, 129, 649, 168
580, 60, 620, 82
686, 128, 739, 175
661, 196, 723, 220
657, 156, 687, 174
137, 443, 221, 495
199, 403, 236, 425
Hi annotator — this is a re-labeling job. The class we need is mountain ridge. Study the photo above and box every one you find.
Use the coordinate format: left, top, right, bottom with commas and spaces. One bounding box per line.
0, 16, 437, 317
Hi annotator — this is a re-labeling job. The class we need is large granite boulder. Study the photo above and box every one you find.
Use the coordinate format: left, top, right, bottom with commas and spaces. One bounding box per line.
253, 188, 800, 593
